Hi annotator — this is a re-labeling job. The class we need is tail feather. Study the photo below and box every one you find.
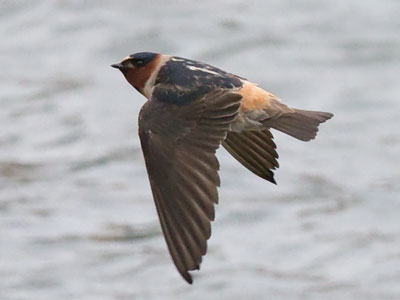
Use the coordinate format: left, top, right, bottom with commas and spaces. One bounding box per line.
263, 109, 333, 141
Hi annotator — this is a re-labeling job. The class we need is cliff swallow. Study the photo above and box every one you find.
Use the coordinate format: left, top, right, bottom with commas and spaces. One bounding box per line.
111, 52, 333, 283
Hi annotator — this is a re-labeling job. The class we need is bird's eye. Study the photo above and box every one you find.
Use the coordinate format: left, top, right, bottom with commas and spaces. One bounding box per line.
135, 60, 144, 66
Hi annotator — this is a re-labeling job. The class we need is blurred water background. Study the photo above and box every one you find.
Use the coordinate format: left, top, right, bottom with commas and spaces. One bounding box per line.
1, 0, 399, 299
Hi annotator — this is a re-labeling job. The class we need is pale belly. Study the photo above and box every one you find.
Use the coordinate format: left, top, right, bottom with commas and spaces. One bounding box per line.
230, 110, 266, 132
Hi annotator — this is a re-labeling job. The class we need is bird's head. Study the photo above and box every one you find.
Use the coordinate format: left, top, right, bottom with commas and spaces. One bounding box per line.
111, 52, 160, 95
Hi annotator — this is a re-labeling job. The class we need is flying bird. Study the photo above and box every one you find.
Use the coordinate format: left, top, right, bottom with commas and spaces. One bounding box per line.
111, 52, 333, 283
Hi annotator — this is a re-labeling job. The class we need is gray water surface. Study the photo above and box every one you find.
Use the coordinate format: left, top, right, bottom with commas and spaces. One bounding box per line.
1, 1, 399, 299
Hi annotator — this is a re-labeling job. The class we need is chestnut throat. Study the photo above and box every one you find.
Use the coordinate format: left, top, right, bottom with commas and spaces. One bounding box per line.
123, 54, 160, 95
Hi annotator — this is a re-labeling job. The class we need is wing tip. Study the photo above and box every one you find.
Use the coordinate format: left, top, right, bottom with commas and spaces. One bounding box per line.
182, 271, 194, 284
263, 173, 277, 184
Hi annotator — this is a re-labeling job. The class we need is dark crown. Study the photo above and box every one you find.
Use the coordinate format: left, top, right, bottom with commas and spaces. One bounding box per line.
129, 52, 158, 66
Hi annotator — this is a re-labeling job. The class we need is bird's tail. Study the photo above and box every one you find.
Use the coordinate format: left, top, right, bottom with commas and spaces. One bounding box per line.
263, 109, 333, 141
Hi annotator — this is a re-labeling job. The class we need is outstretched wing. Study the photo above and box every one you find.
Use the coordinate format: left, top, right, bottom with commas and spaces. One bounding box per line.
222, 129, 279, 184
138, 90, 242, 283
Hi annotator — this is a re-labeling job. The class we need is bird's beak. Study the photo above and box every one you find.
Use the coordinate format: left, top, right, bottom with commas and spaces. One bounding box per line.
111, 63, 132, 72
111, 63, 124, 70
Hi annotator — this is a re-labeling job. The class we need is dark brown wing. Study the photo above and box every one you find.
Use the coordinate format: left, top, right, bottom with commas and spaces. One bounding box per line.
222, 129, 279, 184
138, 90, 242, 283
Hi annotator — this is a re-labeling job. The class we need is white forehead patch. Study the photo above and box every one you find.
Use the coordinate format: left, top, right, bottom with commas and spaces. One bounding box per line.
122, 55, 131, 63
187, 65, 222, 76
